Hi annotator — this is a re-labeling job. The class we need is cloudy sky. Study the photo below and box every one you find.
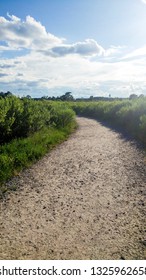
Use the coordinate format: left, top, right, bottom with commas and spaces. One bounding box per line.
0, 0, 146, 98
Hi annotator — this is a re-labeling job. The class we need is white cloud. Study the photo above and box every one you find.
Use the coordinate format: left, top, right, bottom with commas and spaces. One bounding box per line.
38, 41, 124, 59
0, 14, 146, 98
0, 14, 63, 50
104, 45, 125, 57
141, 0, 146, 4
7, 12, 21, 22
122, 46, 146, 60
0, 14, 118, 58
40, 39, 104, 57
1, 49, 146, 98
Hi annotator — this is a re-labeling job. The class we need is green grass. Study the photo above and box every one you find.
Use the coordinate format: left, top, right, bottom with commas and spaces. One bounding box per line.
0, 121, 77, 196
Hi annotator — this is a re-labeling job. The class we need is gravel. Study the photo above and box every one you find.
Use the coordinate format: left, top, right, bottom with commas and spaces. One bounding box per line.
0, 117, 146, 259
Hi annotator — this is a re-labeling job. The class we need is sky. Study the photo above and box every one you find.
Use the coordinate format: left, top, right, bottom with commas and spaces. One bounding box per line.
0, 0, 146, 98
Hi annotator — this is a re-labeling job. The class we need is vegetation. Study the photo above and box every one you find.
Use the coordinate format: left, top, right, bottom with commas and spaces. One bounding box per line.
70, 97, 146, 145
1, 91, 146, 192
36, 91, 74, 101
0, 95, 76, 189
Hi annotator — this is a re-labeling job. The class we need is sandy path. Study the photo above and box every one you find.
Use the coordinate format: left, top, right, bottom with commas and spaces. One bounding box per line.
0, 117, 146, 260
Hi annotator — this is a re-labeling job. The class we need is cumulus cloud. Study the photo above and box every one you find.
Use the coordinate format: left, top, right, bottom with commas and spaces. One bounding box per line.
50, 39, 104, 57
38, 40, 105, 58
0, 14, 63, 50
38, 41, 123, 59
1, 14, 145, 98
0, 14, 113, 58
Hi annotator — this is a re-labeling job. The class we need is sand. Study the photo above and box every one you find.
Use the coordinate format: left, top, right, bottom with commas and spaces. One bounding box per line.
0, 117, 146, 259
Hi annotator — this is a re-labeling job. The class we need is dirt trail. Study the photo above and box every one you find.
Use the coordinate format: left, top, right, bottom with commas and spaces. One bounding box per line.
0, 117, 146, 260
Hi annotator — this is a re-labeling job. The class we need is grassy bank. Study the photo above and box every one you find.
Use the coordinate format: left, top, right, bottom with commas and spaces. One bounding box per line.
0, 124, 76, 187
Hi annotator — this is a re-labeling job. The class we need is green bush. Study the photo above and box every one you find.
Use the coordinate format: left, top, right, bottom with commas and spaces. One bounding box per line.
0, 97, 76, 144
70, 97, 146, 145
50, 105, 75, 128
0, 97, 76, 187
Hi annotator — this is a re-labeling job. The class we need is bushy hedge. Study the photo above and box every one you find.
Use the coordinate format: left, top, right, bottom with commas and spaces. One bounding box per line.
71, 97, 146, 145
0, 97, 76, 187
0, 96, 75, 144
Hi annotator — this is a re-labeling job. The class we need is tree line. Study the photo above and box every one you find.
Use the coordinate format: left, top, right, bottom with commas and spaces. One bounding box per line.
1, 90, 144, 101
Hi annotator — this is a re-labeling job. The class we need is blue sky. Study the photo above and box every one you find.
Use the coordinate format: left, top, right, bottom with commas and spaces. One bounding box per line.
0, 0, 146, 98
